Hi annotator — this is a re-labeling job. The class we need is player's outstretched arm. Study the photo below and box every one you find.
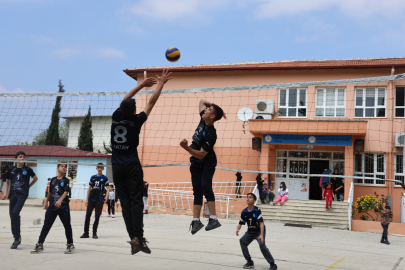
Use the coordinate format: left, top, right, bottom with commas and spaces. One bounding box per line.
1, 180, 9, 200
120, 77, 157, 106
144, 69, 173, 117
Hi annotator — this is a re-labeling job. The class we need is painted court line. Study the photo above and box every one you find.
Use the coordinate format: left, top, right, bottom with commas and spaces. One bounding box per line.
392, 257, 403, 270
325, 257, 345, 270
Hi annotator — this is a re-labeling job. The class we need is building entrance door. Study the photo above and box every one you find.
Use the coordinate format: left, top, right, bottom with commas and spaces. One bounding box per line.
309, 160, 330, 200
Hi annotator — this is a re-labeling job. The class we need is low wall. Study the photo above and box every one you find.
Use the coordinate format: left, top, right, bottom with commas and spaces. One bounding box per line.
352, 219, 405, 235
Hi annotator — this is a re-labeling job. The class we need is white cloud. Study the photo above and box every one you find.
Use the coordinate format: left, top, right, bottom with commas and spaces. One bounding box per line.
254, 0, 405, 19
128, 0, 228, 21
52, 47, 81, 59
30, 34, 56, 44
95, 47, 126, 59
0, 85, 25, 93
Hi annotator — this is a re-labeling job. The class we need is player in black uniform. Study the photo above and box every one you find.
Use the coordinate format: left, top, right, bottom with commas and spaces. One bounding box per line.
31, 164, 75, 254
80, 163, 110, 239
180, 99, 225, 235
111, 69, 172, 255
236, 193, 277, 270
1, 151, 38, 249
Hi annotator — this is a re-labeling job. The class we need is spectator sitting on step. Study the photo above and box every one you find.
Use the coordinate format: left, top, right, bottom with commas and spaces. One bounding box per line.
262, 183, 275, 204
273, 182, 288, 206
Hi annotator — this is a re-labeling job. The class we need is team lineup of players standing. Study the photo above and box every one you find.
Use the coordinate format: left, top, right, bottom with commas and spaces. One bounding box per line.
1, 69, 277, 269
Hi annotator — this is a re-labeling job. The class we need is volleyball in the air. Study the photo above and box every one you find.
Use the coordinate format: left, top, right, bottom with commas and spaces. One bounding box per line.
165, 47, 180, 62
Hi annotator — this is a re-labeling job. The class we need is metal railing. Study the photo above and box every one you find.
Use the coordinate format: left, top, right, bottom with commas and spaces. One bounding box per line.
148, 188, 231, 218
70, 182, 88, 200
348, 182, 354, 231
149, 181, 256, 199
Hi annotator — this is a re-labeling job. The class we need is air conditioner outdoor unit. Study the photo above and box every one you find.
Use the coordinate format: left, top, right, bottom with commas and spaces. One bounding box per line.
255, 100, 274, 114
254, 114, 272, 120
395, 133, 405, 147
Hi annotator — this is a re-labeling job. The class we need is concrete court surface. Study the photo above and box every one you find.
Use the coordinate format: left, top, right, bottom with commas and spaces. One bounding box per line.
0, 205, 404, 270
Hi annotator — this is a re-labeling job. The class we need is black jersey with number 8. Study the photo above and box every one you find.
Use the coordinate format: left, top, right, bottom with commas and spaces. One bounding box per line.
111, 108, 147, 165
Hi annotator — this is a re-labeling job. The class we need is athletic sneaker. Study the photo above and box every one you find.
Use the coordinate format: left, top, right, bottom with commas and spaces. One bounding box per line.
243, 260, 254, 269
144, 210, 148, 214
112, 215, 115, 218
92, 233, 98, 239
64, 243, 75, 254
189, 220, 204, 235
269, 264, 278, 270
10, 237, 21, 249
128, 237, 151, 254
30, 243, 44, 254
80, 233, 89, 238
385, 241, 391, 245
205, 218, 221, 231
131, 244, 140, 255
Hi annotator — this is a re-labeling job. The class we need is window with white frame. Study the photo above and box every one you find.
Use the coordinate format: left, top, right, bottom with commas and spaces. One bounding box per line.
395, 87, 405, 117
315, 88, 345, 117
279, 88, 307, 117
394, 154, 404, 186
354, 153, 385, 185
354, 88, 386, 117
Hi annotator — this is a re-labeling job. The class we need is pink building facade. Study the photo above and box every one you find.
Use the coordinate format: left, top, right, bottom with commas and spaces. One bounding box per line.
124, 58, 405, 223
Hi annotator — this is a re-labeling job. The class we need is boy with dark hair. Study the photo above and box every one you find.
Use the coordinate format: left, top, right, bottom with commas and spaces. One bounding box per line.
111, 69, 172, 255
1, 151, 38, 249
80, 163, 110, 239
236, 193, 277, 270
31, 164, 74, 254
180, 99, 226, 235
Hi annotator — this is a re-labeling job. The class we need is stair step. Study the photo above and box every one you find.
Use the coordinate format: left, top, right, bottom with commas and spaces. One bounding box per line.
262, 213, 348, 221
264, 219, 349, 229
263, 217, 349, 226
261, 208, 348, 215
259, 205, 347, 211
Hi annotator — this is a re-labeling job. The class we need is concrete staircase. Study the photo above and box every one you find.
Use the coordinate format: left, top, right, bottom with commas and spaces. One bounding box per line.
258, 199, 349, 229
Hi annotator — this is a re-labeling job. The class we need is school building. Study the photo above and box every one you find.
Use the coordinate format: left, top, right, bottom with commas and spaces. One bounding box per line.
0, 145, 111, 199
123, 57, 405, 223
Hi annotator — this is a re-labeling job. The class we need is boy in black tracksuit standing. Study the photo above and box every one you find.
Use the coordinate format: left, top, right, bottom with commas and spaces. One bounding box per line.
31, 164, 74, 254
180, 99, 225, 235
1, 151, 38, 249
80, 163, 109, 239
236, 193, 277, 270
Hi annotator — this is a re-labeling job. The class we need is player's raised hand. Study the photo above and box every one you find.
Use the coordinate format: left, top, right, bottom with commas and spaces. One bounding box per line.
140, 77, 157, 88
156, 69, 173, 85
180, 139, 188, 149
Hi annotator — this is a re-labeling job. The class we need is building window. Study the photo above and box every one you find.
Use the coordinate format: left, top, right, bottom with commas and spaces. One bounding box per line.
395, 87, 405, 117
394, 154, 404, 186
354, 153, 385, 185
315, 88, 345, 117
354, 88, 386, 118
279, 88, 307, 117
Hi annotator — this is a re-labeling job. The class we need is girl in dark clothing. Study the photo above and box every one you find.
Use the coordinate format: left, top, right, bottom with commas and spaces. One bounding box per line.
256, 173, 264, 203
331, 169, 344, 201
235, 172, 242, 198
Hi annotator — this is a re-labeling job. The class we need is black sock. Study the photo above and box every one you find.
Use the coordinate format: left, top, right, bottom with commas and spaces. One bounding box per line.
270, 262, 275, 267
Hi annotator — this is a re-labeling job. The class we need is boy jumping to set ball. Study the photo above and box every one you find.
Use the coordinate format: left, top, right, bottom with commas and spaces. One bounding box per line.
1, 151, 38, 249
31, 164, 74, 254
237, 193, 277, 270
111, 69, 172, 255
180, 99, 225, 234
80, 163, 110, 239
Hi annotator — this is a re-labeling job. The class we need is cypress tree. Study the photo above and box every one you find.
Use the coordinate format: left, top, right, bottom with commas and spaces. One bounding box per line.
45, 80, 65, 145
77, 105, 93, 152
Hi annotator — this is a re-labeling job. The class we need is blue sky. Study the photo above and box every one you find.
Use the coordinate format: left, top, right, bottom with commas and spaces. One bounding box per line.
1, 0, 405, 95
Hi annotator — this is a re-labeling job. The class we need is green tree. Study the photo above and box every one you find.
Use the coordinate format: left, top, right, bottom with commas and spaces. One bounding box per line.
45, 80, 65, 145
77, 105, 93, 152
32, 121, 69, 146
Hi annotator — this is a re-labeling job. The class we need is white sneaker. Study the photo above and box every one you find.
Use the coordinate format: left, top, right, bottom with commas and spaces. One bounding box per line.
112, 215, 115, 218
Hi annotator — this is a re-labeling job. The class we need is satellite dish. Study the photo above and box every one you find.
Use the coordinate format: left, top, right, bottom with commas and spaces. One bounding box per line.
237, 107, 254, 121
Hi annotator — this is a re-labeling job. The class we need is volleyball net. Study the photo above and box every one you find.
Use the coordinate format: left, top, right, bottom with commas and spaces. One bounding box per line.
1, 73, 405, 185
